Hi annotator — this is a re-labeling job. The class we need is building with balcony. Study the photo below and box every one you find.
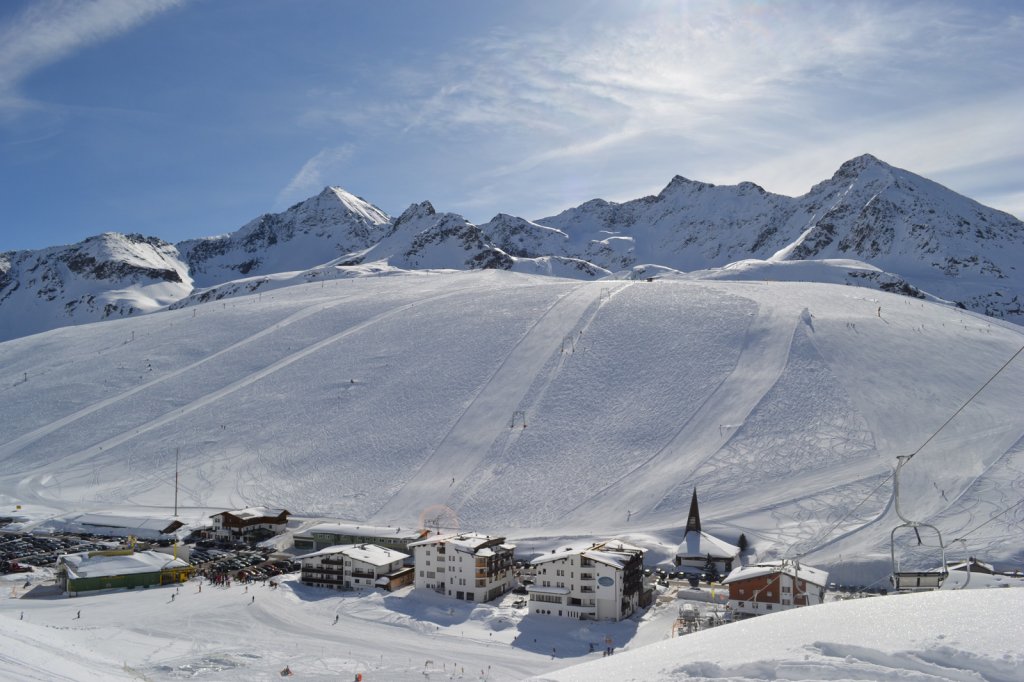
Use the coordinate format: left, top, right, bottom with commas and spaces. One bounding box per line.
207, 507, 290, 544
297, 543, 411, 591
527, 539, 646, 622
721, 560, 828, 619
409, 532, 515, 603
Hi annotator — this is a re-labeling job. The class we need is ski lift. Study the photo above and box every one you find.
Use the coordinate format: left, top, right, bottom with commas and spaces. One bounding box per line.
889, 456, 947, 592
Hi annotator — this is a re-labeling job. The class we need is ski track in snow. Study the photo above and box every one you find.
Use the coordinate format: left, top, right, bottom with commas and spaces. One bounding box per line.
11, 281, 511, 500
559, 297, 800, 528
371, 282, 628, 523
0, 295, 356, 463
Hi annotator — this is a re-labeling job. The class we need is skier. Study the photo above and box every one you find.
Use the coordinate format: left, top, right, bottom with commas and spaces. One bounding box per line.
334, 614, 339, 625
251, 595, 255, 604
75, 610, 81, 619
171, 593, 175, 602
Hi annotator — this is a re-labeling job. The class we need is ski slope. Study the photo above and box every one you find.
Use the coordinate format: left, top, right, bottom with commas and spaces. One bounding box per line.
1, 269, 1023, 577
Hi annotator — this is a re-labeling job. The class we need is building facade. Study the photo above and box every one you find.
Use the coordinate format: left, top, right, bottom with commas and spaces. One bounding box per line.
527, 540, 646, 621
409, 532, 515, 603
298, 544, 411, 591
722, 561, 828, 619
292, 522, 426, 555
207, 507, 289, 544
59, 550, 192, 596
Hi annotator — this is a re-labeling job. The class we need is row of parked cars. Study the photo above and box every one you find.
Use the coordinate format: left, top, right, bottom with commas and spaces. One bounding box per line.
0, 532, 108, 573
238, 559, 298, 583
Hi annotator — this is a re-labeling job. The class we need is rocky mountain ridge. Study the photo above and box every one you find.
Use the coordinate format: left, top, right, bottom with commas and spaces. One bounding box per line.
1, 154, 1021, 341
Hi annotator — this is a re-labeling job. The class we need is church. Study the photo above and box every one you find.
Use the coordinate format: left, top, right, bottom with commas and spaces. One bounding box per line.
673, 488, 741, 576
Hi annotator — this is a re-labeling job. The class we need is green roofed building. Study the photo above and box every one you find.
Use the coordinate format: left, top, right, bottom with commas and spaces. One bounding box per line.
293, 522, 427, 554
58, 550, 193, 596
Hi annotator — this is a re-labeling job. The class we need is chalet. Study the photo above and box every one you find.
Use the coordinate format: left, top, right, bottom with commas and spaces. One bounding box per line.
58, 549, 192, 597
409, 532, 515, 603
528, 539, 647, 621
292, 522, 427, 555
674, 489, 740, 576
297, 544, 412, 592
722, 560, 828, 619
207, 507, 289, 544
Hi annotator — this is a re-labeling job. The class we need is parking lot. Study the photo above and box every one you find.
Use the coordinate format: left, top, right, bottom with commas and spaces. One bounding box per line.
1, 532, 110, 574
1, 529, 298, 582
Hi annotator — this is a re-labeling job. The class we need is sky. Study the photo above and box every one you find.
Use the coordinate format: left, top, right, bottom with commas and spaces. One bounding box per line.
0, 0, 1022, 251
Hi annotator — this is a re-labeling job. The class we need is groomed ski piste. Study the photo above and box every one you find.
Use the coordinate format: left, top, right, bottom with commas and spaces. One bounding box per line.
2, 266, 1023, 679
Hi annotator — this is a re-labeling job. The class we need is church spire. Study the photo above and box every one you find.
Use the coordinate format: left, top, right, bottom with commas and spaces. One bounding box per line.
686, 487, 701, 534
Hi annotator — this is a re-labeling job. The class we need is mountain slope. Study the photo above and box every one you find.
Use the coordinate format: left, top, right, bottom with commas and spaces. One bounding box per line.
0, 232, 192, 341
2, 155, 1022, 342
2, 272, 1021, 580
176, 186, 391, 287
528, 154, 1023, 320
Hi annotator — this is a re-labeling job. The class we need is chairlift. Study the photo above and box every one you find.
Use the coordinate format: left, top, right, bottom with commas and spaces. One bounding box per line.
889, 456, 947, 592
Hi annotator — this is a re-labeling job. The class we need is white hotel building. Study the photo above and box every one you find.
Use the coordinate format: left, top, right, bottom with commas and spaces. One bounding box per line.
409, 532, 515, 603
528, 539, 646, 622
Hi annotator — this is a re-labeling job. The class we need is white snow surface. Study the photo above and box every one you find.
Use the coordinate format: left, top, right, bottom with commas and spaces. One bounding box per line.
2, 271, 1023, 572
2, 269, 1024, 679
2, 568, 1021, 680
538, 588, 1024, 682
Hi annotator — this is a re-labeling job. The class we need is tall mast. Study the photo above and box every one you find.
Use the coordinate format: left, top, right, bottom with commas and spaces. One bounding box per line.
174, 447, 179, 517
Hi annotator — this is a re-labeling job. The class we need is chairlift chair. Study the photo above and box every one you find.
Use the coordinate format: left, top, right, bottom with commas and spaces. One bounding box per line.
889, 456, 948, 592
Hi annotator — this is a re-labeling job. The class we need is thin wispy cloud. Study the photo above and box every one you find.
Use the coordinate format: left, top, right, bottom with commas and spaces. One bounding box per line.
295, 1, 1022, 220
0, 0, 183, 113
277, 145, 356, 207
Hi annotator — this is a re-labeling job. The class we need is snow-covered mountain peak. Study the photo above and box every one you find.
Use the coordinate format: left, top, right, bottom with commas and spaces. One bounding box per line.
393, 200, 437, 228
658, 174, 716, 196
177, 186, 392, 287
316, 186, 391, 225
0, 231, 192, 341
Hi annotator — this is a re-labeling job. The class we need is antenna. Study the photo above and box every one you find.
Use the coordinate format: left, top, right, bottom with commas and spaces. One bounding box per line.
174, 448, 179, 517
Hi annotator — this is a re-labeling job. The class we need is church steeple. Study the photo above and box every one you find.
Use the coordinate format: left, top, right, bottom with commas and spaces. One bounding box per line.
686, 487, 701, 534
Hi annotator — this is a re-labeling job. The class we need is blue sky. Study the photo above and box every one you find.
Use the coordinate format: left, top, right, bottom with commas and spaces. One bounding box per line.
1, 0, 1022, 251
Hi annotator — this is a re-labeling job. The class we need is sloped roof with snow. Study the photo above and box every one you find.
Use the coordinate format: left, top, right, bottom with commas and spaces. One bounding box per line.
61, 550, 189, 579
531, 539, 644, 569
722, 561, 829, 587
62, 513, 183, 537
675, 530, 740, 559
301, 523, 425, 541
408, 532, 511, 553
295, 543, 408, 566
212, 507, 288, 520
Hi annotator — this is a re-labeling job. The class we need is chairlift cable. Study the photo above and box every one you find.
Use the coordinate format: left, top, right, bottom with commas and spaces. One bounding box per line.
952, 497, 1024, 543
906, 343, 1024, 463
795, 342, 1023, 558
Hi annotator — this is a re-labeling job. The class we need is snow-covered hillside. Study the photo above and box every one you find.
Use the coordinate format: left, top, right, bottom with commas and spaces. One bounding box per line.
2, 271, 1022, 580
530, 155, 1024, 320
539, 588, 1024, 682
0, 233, 191, 341
3, 155, 1022, 341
